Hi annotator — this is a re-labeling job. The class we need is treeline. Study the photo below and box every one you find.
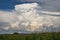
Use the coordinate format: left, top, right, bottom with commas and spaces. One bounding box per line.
0, 32, 60, 40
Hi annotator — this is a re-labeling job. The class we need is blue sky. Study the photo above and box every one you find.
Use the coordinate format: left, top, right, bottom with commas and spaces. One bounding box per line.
0, 0, 60, 11
0, 0, 36, 10
0, 0, 21, 10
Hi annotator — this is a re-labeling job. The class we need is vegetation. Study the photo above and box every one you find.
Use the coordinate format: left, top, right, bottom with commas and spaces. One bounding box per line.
0, 32, 60, 40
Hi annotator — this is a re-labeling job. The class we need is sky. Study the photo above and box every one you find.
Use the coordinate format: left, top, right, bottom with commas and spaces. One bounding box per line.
0, 0, 60, 11
0, 0, 60, 34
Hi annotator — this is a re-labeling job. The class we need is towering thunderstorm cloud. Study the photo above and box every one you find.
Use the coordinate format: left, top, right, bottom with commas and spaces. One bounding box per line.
13, 0, 60, 12
0, 3, 60, 34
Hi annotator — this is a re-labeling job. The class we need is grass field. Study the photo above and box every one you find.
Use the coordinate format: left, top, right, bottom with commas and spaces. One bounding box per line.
0, 32, 60, 40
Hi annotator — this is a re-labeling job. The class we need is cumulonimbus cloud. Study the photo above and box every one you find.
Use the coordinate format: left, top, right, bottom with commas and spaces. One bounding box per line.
0, 3, 60, 34
13, 0, 60, 12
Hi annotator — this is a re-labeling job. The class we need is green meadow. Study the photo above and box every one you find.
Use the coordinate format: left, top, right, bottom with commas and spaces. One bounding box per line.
0, 32, 60, 40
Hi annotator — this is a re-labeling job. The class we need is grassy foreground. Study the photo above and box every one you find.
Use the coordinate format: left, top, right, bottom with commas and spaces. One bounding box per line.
0, 32, 60, 40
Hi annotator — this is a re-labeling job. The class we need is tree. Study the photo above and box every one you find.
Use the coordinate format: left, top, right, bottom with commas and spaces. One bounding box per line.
13, 32, 19, 34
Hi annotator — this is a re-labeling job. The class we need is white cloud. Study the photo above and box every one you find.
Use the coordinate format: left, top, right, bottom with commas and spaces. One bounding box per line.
15, 0, 60, 12
0, 3, 60, 34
